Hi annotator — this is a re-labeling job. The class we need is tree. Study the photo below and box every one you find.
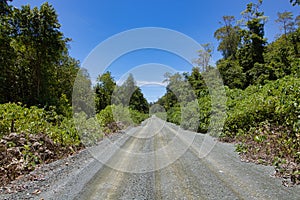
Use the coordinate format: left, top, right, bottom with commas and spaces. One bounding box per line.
5, 3, 67, 105
53, 55, 80, 107
186, 67, 207, 97
0, 0, 12, 15
275, 12, 300, 57
113, 74, 135, 106
214, 16, 241, 59
194, 43, 214, 71
237, 0, 267, 85
276, 11, 295, 42
113, 74, 149, 113
72, 68, 94, 117
0, 2, 79, 113
164, 72, 196, 104
217, 59, 246, 89
94, 71, 116, 113
129, 87, 149, 113
15, 3, 68, 105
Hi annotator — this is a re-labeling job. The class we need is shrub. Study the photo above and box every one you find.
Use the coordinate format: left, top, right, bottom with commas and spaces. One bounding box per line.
0, 103, 81, 146
96, 104, 149, 131
223, 75, 300, 139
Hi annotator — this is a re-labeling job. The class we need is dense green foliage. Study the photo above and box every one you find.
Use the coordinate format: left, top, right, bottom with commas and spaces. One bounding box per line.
214, 16, 240, 59
0, 2, 79, 109
95, 72, 116, 113
155, 0, 299, 182
224, 75, 300, 139
93, 72, 149, 132
0, 1, 150, 185
0, 2, 84, 184
94, 72, 149, 114
224, 76, 300, 182
111, 74, 149, 113
96, 104, 148, 131
0, 1, 149, 141
0, 103, 81, 146
0, 0, 299, 185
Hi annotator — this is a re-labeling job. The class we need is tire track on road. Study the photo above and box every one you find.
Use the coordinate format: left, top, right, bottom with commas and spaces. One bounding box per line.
154, 125, 205, 199
164, 120, 300, 199
75, 126, 152, 200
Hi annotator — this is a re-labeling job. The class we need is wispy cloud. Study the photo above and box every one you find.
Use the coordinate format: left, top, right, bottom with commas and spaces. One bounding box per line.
136, 80, 167, 87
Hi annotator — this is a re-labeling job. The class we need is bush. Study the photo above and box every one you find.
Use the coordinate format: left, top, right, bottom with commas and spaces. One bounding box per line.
167, 106, 181, 125
223, 75, 300, 139
0, 103, 81, 146
0, 103, 83, 186
197, 95, 211, 133
129, 108, 149, 124
96, 104, 149, 133
222, 76, 300, 184
180, 101, 200, 132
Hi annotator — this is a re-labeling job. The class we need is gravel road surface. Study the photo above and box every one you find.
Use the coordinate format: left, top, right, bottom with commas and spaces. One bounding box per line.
1, 116, 299, 200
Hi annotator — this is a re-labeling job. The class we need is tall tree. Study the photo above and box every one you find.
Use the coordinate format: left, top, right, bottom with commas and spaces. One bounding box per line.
14, 3, 68, 105
0, 0, 15, 103
237, 0, 267, 85
217, 59, 246, 89
0, 2, 79, 112
72, 68, 94, 117
275, 12, 300, 57
113, 74, 135, 106
94, 71, 116, 113
276, 11, 295, 42
130, 87, 149, 113
0, 0, 12, 15
186, 67, 207, 97
164, 72, 196, 104
194, 43, 213, 72
113, 74, 149, 113
292, 15, 300, 56
214, 16, 241, 59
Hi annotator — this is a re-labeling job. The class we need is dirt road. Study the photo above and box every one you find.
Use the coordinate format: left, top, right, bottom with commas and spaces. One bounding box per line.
2, 116, 299, 200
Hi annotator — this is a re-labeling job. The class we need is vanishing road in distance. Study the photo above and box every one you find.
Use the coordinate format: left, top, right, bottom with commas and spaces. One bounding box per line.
40, 116, 300, 200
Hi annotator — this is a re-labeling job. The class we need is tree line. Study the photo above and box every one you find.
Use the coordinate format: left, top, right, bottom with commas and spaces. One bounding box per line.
94, 72, 149, 114
157, 0, 299, 110
154, 0, 299, 184
0, 0, 299, 185
0, 0, 149, 116
0, 0, 149, 186
0, 1, 80, 113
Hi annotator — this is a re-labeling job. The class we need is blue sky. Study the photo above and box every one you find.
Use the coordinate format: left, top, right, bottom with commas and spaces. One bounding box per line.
11, 0, 299, 102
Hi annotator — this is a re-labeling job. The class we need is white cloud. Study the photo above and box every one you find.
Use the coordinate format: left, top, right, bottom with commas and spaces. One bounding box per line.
136, 80, 167, 87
